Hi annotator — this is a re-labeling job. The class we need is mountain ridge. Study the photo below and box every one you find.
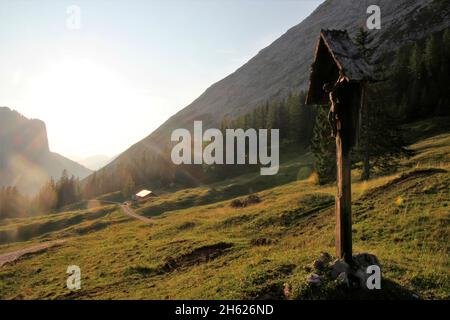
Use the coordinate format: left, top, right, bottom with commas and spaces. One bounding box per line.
0, 107, 92, 195
89, 0, 450, 190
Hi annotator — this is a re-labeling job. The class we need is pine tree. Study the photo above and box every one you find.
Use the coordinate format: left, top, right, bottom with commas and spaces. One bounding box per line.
424, 33, 441, 78
0, 186, 28, 218
122, 175, 135, 198
391, 47, 410, 118
311, 107, 336, 184
408, 43, 427, 116
286, 93, 302, 144
34, 178, 57, 213
354, 28, 374, 180
353, 28, 411, 180
439, 29, 450, 114
354, 27, 374, 60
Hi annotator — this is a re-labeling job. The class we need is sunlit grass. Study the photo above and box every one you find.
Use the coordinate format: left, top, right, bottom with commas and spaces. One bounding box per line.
0, 129, 448, 300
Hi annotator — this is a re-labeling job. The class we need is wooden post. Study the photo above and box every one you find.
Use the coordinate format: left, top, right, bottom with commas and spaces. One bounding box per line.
335, 127, 352, 263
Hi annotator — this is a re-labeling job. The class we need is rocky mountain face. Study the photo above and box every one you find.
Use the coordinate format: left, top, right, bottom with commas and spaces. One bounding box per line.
0, 107, 92, 195
91, 0, 450, 187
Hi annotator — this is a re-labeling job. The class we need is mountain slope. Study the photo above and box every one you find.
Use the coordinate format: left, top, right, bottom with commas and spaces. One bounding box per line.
0, 107, 92, 195
91, 0, 450, 189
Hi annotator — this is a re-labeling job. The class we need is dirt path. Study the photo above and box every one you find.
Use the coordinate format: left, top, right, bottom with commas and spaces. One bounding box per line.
0, 240, 65, 267
0, 204, 148, 268
87, 200, 152, 223
120, 204, 152, 223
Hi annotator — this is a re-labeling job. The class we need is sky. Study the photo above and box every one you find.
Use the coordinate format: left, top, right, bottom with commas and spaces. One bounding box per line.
0, 0, 322, 160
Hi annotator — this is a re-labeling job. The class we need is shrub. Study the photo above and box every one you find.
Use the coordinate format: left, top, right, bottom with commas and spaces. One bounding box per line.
246, 194, 261, 205
307, 171, 320, 185
230, 199, 245, 208
230, 194, 261, 208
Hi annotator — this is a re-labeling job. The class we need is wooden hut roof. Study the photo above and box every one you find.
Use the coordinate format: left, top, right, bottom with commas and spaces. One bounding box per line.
136, 189, 153, 198
306, 29, 374, 105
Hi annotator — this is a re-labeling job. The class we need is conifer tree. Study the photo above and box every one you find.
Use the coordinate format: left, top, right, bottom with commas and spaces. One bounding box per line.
353, 28, 410, 180
122, 175, 135, 198
354, 28, 374, 180
311, 107, 336, 184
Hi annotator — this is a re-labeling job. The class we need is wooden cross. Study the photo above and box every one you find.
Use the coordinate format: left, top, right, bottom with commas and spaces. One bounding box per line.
306, 30, 373, 263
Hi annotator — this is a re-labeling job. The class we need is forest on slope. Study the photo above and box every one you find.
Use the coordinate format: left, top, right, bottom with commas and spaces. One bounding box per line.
82, 0, 450, 198
81, 27, 450, 199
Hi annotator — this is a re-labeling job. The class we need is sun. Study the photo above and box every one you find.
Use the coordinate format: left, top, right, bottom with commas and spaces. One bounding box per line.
21, 57, 155, 158
28, 58, 125, 110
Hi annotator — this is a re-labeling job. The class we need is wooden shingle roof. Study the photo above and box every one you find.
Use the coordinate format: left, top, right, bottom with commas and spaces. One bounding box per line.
306, 29, 374, 105
321, 29, 374, 81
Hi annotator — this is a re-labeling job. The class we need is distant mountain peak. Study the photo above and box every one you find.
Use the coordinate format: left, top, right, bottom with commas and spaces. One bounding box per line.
0, 108, 92, 195
78, 155, 113, 171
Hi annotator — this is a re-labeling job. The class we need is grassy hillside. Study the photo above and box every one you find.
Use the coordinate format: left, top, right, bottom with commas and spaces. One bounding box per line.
0, 123, 448, 300
0, 205, 123, 254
